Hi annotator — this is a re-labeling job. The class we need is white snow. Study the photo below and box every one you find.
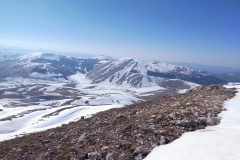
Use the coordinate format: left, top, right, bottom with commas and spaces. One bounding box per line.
18, 52, 43, 61
39, 85, 57, 92
90, 58, 198, 89
4, 77, 67, 85
40, 53, 61, 61
71, 94, 139, 106
2, 91, 16, 95
11, 52, 61, 61
0, 104, 123, 142
29, 72, 62, 79
148, 61, 176, 73
130, 86, 165, 94
69, 72, 93, 89
178, 82, 201, 94
177, 89, 188, 94
145, 83, 240, 160
69, 72, 165, 98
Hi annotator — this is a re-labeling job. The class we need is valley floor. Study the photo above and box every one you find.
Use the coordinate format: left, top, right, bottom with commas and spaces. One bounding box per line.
145, 83, 240, 160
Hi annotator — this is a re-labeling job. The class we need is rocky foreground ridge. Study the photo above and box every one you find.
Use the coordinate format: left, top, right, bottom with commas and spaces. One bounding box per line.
0, 85, 237, 160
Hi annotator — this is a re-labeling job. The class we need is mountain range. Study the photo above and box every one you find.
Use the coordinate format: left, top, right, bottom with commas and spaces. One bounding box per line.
0, 51, 239, 141
0, 52, 231, 85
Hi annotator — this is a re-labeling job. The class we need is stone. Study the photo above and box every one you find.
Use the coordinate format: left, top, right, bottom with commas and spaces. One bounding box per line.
159, 136, 166, 145
180, 118, 190, 128
151, 115, 157, 118
207, 118, 215, 126
45, 151, 54, 157
222, 108, 227, 111
135, 153, 143, 160
194, 112, 199, 117
189, 119, 198, 127
170, 112, 177, 119
134, 146, 143, 154
212, 117, 221, 125
197, 117, 207, 125
171, 101, 180, 107
48, 132, 55, 138
42, 140, 50, 144
78, 132, 87, 142
106, 152, 114, 160
101, 146, 109, 150
207, 114, 221, 126
87, 151, 101, 158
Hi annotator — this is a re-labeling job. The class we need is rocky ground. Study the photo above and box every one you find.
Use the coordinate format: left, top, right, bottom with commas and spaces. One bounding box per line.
0, 85, 237, 160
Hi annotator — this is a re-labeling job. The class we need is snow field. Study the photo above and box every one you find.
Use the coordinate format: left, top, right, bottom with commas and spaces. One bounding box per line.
145, 83, 240, 160
0, 103, 123, 142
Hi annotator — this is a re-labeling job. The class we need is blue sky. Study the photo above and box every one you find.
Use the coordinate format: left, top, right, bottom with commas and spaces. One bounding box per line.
0, 0, 240, 68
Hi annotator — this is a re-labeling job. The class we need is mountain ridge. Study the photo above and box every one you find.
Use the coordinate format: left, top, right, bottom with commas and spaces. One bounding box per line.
0, 52, 226, 86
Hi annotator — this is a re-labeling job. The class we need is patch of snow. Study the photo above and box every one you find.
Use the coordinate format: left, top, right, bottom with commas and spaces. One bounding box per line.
38, 99, 72, 106
2, 91, 16, 95
130, 86, 165, 94
18, 52, 43, 61
177, 89, 188, 94
69, 72, 93, 89
145, 83, 240, 160
29, 72, 60, 79
184, 81, 201, 89
148, 61, 177, 73
0, 104, 123, 142
17, 88, 25, 92
38, 86, 56, 92
72, 94, 139, 106
40, 53, 61, 61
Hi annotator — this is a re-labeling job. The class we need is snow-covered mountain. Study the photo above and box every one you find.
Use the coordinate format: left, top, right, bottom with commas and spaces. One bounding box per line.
0, 52, 226, 87
0, 52, 103, 81
0, 51, 227, 141
87, 58, 225, 87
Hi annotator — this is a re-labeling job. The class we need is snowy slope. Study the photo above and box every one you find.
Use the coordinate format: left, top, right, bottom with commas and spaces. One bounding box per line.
0, 103, 124, 141
145, 83, 240, 160
0, 52, 101, 81
86, 58, 219, 91
87, 58, 192, 87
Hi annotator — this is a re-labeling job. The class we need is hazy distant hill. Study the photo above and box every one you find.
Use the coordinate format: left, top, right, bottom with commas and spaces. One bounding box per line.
169, 62, 240, 74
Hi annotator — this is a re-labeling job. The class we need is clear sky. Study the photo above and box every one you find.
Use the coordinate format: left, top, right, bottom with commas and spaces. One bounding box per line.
0, 0, 240, 68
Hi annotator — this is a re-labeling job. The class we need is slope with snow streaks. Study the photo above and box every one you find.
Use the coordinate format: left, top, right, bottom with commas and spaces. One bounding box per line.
0, 52, 101, 81
86, 58, 217, 91
86, 58, 144, 86
148, 61, 191, 75
0, 52, 225, 86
